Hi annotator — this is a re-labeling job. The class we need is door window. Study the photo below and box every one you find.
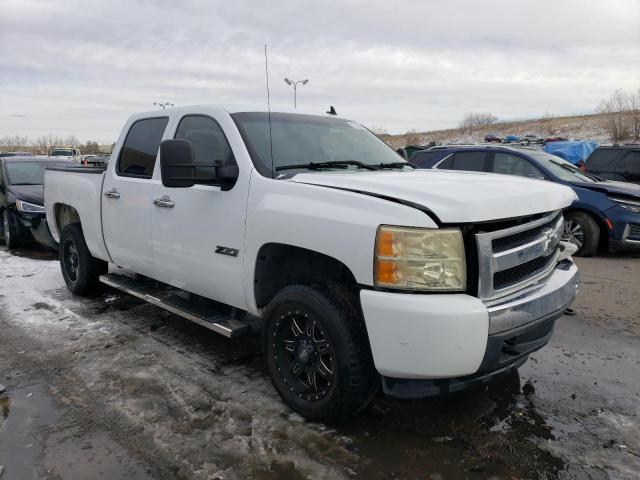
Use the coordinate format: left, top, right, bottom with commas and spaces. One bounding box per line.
622, 151, 640, 174
449, 151, 487, 171
492, 153, 545, 179
117, 117, 169, 178
174, 115, 235, 168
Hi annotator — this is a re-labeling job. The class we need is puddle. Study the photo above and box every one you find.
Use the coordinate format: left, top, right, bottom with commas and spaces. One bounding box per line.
0, 384, 62, 479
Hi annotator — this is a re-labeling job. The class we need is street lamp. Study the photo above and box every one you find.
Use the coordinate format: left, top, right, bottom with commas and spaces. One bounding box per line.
284, 78, 308, 108
153, 102, 174, 110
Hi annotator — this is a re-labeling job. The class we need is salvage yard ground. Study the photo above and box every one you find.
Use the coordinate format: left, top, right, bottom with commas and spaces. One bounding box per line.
0, 246, 638, 479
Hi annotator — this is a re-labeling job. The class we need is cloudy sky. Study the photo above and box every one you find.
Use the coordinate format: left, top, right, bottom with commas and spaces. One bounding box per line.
1, 0, 639, 142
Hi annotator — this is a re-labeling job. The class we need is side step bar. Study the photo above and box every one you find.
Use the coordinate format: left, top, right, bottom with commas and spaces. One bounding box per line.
99, 273, 250, 338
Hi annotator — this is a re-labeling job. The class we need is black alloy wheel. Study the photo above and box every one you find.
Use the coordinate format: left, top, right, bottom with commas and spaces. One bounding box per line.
273, 309, 336, 402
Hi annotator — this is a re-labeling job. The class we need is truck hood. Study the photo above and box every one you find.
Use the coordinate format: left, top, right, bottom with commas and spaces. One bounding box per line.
289, 170, 577, 223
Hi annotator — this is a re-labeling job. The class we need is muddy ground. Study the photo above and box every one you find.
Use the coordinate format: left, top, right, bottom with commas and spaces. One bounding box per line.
0, 246, 638, 479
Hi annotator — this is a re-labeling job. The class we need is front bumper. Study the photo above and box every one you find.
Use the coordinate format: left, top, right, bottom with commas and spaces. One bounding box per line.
360, 260, 580, 396
13, 211, 56, 248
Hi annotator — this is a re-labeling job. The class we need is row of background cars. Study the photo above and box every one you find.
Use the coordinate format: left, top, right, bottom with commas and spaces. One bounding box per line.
2, 140, 639, 258
0, 149, 111, 250
402, 143, 640, 256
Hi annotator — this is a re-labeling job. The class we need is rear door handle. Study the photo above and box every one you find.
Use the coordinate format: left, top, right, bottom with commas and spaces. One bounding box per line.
153, 196, 175, 208
104, 189, 120, 199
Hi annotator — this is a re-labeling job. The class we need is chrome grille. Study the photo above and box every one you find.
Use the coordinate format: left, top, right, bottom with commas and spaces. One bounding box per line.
476, 211, 564, 301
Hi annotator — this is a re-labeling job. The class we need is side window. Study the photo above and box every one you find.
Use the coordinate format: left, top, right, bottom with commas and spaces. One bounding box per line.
412, 151, 449, 168
174, 115, 235, 166
117, 117, 169, 178
450, 151, 487, 172
493, 153, 545, 179
622, 151, 640, 174
587, 149, 622, 171
436, 154, 454, 169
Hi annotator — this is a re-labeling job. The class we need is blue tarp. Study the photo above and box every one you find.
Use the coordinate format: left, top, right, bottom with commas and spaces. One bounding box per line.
543, 141, 598, 165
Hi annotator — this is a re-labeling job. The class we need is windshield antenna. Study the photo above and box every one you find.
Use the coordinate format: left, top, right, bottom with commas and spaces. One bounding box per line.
264, 44, 274, 178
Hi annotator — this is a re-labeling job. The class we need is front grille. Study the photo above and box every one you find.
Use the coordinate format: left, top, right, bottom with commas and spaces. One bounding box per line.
492, 215, 559, 253
629, 224, 640, 241
476, 211, 563, 301
493, 255, 555, 290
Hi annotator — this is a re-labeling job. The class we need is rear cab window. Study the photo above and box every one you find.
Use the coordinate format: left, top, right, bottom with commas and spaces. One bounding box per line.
117, 117, 169, 178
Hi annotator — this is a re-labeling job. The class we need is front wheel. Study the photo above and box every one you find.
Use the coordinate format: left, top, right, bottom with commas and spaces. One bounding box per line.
262, 284, 377, 421
2, 209, 19, 250
563, 212, 599, 257
59, 223, 108, 295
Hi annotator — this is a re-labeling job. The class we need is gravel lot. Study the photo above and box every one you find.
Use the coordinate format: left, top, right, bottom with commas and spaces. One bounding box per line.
0, 246, 638, 479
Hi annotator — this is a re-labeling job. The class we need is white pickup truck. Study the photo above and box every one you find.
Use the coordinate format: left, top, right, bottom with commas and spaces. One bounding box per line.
45, 106, 581, 420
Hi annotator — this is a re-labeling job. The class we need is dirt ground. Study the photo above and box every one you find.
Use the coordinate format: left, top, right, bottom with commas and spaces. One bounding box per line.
0, 246, 638, 480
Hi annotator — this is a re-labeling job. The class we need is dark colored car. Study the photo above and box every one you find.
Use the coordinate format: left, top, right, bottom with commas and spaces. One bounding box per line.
484, 134, 501, 143
545, 136, 569, 143
0, 156, 74, 249
584, 145, 640, 184
411, 145, 640, 256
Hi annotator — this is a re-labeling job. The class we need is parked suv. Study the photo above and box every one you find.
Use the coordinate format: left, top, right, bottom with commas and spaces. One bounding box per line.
412, 145, 640, 256
585, 145, 640, 183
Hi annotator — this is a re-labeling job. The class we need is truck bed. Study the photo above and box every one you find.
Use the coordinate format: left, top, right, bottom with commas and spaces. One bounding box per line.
44, 167, 110, 261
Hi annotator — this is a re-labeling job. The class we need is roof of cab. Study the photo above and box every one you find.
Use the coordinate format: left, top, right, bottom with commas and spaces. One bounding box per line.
132, 104, 344, 118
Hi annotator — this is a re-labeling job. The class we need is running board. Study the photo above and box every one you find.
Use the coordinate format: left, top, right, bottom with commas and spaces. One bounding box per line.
99, 273, 249, 338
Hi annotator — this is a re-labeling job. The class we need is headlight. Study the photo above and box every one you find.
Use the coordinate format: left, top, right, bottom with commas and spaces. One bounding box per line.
610, 197, 640, 213
15, 199, 45, 213
374, 226, 466, 291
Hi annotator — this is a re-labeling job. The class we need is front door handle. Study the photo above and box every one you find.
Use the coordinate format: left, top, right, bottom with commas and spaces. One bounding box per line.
104, 188, 120, 199
153, 195, 175, 208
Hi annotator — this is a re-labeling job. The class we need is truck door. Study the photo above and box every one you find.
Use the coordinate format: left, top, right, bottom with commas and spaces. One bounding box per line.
150, 113, 249, 310
102, 116, 169, 276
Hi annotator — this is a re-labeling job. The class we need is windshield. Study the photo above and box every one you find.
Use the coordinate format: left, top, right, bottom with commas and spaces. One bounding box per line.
51, 149, 74, 156
6, 161, 68, 185
231, 112, 406, 175
526, 151, 596, 183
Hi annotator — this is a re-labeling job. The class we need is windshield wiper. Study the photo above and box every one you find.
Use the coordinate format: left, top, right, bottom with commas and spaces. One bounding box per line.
377, 162, 416, 169
275, 160, 379, 172
549, 159, 599, 180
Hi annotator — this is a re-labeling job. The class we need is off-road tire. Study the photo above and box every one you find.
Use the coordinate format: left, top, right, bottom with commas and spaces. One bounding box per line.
262, 283, 377, 421
59, 223, 108, 295
2, 209, 19, 250
564, 211, 599, 257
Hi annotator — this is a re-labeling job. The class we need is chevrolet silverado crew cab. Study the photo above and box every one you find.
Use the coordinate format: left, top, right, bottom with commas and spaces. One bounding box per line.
45, 106, 581, 420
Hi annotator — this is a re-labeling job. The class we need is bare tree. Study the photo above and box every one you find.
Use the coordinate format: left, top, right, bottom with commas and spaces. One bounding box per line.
459, 112, 498, 135
627, 89, 640, 140
597, 89, 631, 141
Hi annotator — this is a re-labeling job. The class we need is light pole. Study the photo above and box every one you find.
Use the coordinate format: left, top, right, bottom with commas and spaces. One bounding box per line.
153, 102, 174, 110
284, 78, 308, 108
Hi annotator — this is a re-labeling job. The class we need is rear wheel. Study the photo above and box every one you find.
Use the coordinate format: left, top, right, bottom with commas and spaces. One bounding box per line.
2, 209, 19, 250
563, 211, 599, 257
262, 283, 377, 421
59, 223, 108, 295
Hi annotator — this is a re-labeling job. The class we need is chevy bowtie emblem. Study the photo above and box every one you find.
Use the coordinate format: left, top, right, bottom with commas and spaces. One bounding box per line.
541, 228, 559, 257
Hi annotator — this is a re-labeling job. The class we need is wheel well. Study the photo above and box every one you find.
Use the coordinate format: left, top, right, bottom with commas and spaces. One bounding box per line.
254, 243, 358, 309
54, 204, 81, 234
564, 208, 609, 251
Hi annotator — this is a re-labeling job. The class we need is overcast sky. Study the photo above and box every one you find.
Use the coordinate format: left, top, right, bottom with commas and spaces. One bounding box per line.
1, 0, 639, 141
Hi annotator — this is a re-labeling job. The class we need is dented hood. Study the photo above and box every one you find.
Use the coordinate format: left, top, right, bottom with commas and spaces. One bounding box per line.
289, 169, 577, 223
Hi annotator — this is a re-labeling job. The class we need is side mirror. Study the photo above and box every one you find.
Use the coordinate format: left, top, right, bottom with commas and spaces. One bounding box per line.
160, 139, 239, 189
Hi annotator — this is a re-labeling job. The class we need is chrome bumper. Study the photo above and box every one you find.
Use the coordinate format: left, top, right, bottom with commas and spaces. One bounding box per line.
485, 257, 581, 335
